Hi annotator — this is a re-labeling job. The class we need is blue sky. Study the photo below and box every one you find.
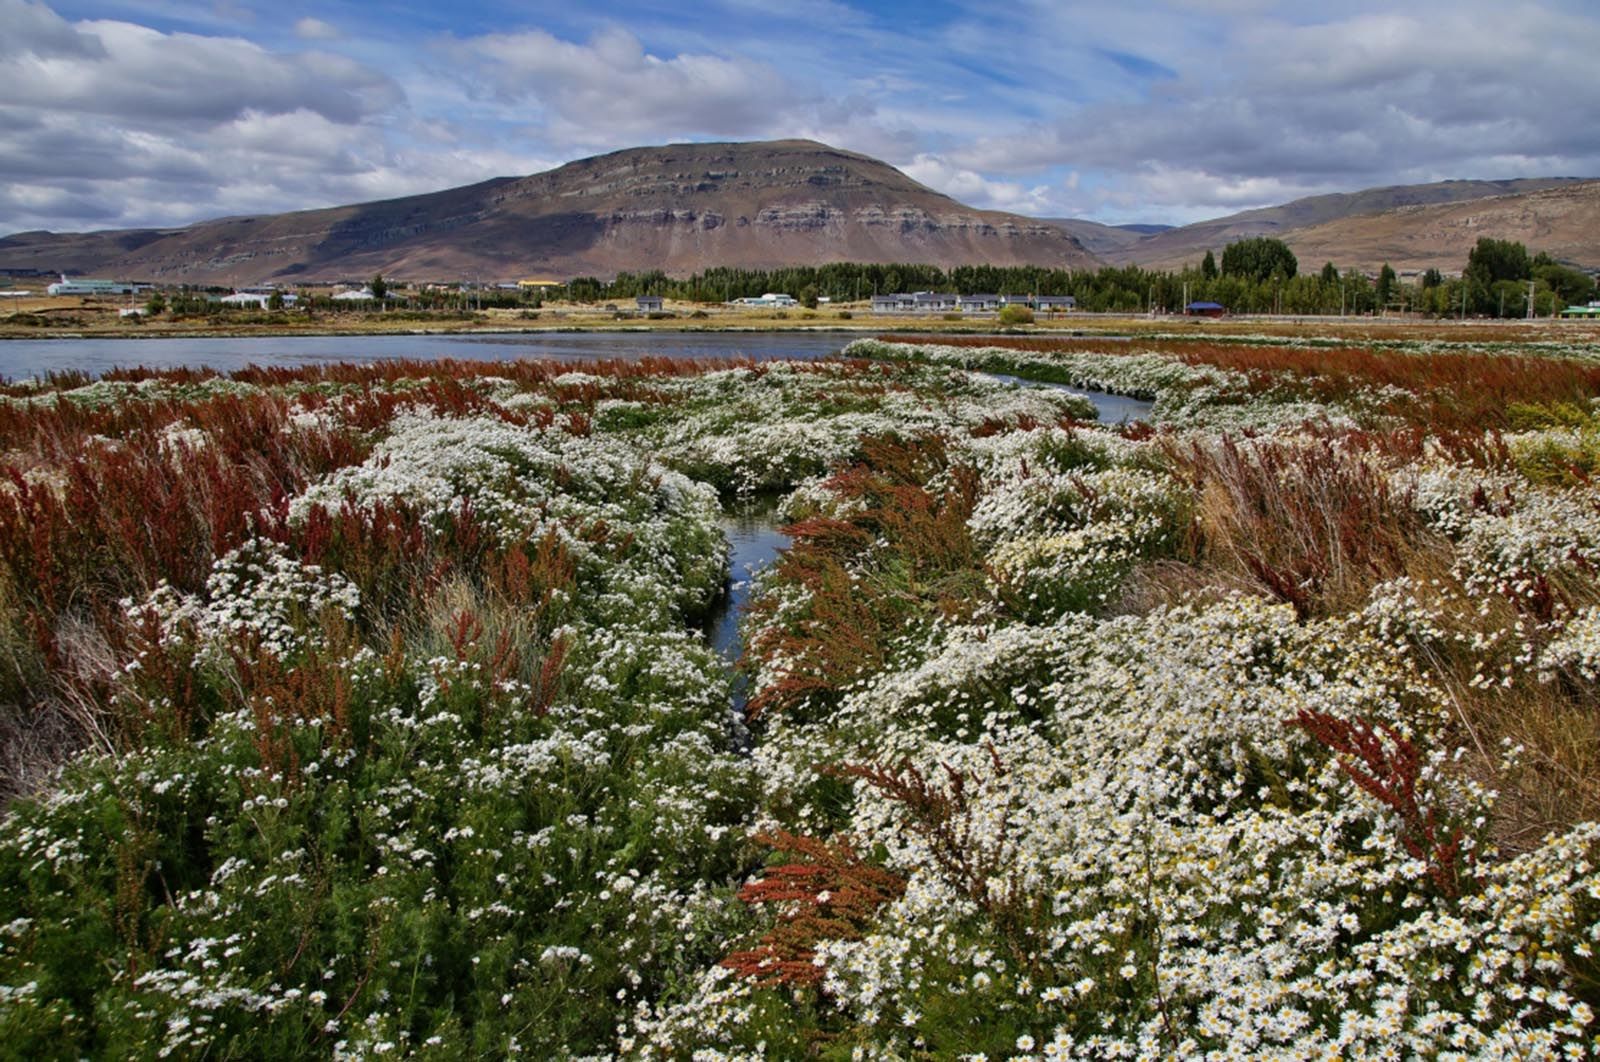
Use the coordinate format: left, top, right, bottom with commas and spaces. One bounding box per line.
5, 0, 1600, 233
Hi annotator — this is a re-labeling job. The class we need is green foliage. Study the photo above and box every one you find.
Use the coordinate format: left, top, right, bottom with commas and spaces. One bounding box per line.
1535, 261, 1597, 306
144, 291, 166, 315
1201, 250, 1218, 280
1220, 237, 1298, 283
1376, 263, 1398, 307
369, 274, 388, 301
1465, 237, 1531, 288
1320, 261, 1339, 285
997, 304, 1034, 326
267, 290, 285, 311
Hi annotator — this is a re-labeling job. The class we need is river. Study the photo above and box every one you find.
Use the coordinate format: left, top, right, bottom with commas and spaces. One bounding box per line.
0, 330, 852, 380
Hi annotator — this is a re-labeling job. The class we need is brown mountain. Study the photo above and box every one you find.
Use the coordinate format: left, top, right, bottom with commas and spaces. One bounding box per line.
1090, 177, 1598, 272
1037, 219, 1171, 257
0, 140, 1098, 285
1252, 181, 1600, 273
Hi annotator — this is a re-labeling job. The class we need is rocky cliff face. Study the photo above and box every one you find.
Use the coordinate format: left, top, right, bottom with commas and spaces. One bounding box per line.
0, 140, 1098, 284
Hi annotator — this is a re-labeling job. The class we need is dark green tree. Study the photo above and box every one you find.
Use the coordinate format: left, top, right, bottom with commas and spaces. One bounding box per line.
1421, 268, 1443, 289
369, 274, 388, 300
144, 291, 166, 315
799, 283, 819, 309
267, 290, 285, 311
1221, 237, 1298, 283
1534, 262, 1596, 306
1200, 250, 1218, 280
1320, 261, 1338, 285
1464, 238, 1530, 288
1376, 263, 1398, 308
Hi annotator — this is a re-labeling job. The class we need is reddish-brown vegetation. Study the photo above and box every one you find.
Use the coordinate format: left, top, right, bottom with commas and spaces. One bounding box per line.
1291, 709, 1473, 899
886, 334, 1600, 431
722, 830, 906, 987
744, 435, 984, 721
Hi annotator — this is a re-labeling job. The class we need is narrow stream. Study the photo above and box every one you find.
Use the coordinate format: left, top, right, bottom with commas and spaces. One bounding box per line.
704, 497, 793, 726
699, 386, 1144, 746
986, 372, 1155, 425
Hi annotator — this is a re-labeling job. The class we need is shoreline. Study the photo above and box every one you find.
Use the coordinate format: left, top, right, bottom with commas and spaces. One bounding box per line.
4, 315, 1598, 344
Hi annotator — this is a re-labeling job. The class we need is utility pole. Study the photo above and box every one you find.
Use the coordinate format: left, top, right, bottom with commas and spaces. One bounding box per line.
1527, 279, 1536, 320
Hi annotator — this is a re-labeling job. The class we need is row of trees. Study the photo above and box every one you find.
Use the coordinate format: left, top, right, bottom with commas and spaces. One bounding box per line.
134, 241, 1596, 320
549, 237, 1589, 318
560, 238, 1591, 318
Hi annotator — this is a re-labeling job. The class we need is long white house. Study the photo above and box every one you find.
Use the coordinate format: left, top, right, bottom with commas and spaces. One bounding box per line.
46, 276, 149, 296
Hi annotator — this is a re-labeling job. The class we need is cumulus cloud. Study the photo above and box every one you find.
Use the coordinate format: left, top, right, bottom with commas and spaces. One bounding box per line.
0, 1, 450, 231
1, 18, 399, 125
4, 0, 1600, 234
293, 17, 340, 41
944, 2, 1600, 218
901, 155, 1056, 214
453, 26, 806, 147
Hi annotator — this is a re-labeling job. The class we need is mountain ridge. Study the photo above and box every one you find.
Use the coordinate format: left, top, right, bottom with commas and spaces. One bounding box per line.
1082, 177, 1599, 270
0, 140, 1098, 284
5, 142, 1598, 283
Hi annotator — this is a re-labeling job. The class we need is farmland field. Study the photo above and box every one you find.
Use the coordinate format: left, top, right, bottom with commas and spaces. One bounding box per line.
0, 333, 1598, 1058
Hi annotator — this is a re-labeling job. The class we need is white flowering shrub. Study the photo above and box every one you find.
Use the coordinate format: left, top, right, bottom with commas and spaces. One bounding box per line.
4, 344, 1600, 1059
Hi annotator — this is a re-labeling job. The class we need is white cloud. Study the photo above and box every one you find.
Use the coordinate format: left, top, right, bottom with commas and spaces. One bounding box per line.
5, 0, 1600, 235
0, 1, 433, 232
453, 26, 805, 147
293, 17, 340, 41
901, 154, 1056, 214
0, 16, 400, 125
0, 0, 104, 59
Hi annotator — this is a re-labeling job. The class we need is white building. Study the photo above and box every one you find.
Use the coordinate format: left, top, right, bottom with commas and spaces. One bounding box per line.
220, 291, 298, 309
732, 293, 799, 308
46, 276, 148, 296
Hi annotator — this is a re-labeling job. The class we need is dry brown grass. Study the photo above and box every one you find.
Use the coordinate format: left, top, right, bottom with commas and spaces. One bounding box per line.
1117, 428, 1600, 851
1163, 435, 1447, 617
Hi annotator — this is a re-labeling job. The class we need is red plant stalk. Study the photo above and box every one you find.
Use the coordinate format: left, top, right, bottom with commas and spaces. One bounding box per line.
1290, 709, 1473, 899
721, 830, 906, 987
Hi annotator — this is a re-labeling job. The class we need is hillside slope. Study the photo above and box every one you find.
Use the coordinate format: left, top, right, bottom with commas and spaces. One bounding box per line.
1107, 177, 1596, 270
0, 140, 1098, 285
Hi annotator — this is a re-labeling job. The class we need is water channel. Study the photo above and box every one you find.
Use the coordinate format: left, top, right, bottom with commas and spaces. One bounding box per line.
5, 329, 1153, 726
0, 330, 853, 380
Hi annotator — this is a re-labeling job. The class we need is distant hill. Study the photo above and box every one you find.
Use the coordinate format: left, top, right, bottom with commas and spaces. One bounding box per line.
1267, 181, 1600, 273
1040, 219, 1172, 257
1097, 177, 1598, 271
0, 140, 1099, 285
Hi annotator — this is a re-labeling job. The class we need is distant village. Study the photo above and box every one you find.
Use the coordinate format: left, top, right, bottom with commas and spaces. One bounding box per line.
6, 259, 1600, 320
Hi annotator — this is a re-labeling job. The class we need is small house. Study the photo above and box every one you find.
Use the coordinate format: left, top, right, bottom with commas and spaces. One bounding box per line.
958, 294, 1002, 312
1185, 301, 1226, 317
872, 293, 918, 312
912, 291, 958, 312
1035, 295, 1076, 312
636, 295, 664, 313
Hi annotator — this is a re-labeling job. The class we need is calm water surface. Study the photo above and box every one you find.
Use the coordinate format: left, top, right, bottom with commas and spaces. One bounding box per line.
2, 330, 1153, 423
0, 330, 851, 379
